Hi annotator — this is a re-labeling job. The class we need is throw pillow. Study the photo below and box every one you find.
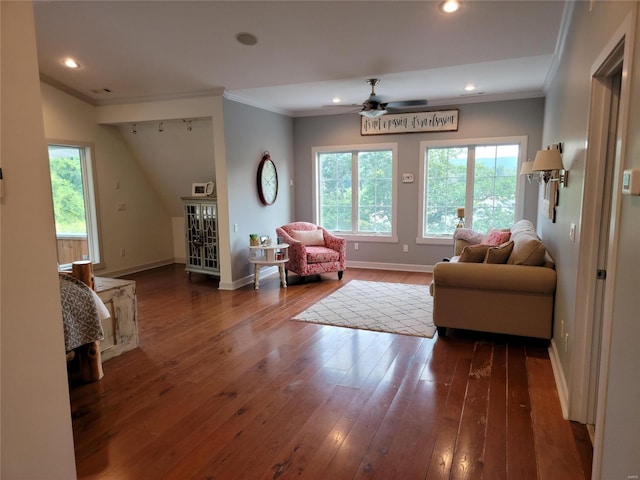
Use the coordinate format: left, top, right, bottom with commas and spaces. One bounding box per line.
483, 228, 511, 246
290, 229, 325, 246
484, 240, 514, 264
508, 236, 547, 266
458, 244, 491, 263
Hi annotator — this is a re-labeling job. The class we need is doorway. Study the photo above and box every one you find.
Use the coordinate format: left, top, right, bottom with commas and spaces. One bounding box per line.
573, 16, 634, 479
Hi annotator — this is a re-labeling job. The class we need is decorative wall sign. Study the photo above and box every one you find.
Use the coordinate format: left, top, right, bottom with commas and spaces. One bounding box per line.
361, 110, 459, 136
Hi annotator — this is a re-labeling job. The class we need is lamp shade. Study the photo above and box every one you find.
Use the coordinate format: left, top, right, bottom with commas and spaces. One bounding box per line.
520, 161, 533, 175
532, 149, 563, 172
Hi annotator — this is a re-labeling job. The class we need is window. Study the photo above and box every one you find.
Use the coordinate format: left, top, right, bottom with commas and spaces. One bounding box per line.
419, 137, 526, 240
48, 143, 101, 268
313, 144, 397, 240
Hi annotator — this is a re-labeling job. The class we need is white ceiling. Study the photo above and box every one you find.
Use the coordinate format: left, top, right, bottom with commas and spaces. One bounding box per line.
33, 0, 570, 117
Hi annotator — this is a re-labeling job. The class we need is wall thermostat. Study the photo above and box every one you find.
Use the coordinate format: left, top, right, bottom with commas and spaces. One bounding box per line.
622, 169, 640, 195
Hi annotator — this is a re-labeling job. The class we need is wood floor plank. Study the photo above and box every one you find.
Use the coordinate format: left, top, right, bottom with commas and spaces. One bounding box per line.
484, 341, 508, 480
527, 356, 586, 480
506, 342, 538, 480
450, 341, 494, 480
425, 343, 474, 479
67, 265, 592, 480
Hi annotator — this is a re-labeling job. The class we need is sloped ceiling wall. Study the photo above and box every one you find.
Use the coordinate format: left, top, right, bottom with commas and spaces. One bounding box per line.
117, 117, 215, 217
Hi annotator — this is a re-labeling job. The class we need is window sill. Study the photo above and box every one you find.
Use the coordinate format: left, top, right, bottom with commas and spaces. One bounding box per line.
416, 236, 454, 246
335, 234, 398, 244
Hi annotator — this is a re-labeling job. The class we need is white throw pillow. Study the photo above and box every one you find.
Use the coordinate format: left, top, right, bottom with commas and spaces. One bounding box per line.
290, 229, 325, 246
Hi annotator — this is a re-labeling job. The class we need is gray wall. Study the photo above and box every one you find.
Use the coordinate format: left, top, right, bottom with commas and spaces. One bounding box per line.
223, 99, 295, 284
539, 1, 639, 477
293, 98, 544, 268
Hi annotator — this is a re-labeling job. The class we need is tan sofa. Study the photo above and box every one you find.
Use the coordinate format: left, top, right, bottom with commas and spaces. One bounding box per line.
430, 220, 556, 339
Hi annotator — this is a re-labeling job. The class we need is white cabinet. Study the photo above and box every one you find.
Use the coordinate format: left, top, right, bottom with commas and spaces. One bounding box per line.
182, 197, 220, 276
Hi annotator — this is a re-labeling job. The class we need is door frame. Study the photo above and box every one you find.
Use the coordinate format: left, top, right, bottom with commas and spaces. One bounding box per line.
570, 9, 636, 478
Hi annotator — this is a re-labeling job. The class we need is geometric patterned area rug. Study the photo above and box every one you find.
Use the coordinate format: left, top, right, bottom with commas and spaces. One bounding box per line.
293, 280, 435, 338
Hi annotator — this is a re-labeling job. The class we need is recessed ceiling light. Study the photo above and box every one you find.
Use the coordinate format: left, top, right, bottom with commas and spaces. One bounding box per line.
465, 84, 476, 91
440, 0, 461, 13
236, 32, 258, 46
332, 97, 341, 104
63, 57, 80, 69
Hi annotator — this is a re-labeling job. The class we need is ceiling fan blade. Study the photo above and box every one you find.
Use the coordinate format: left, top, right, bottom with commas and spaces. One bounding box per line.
385, 99, 429, 114
386, 99, 428, 109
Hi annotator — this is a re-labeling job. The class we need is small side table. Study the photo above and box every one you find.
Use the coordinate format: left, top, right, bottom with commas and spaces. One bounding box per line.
248, 243, 289, 290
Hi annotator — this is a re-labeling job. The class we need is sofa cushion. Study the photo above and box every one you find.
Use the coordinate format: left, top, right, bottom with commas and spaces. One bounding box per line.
459, 244, 491, 263
484, 240, 514, 264
483, 228, 511, 246
291, 229, 324, 246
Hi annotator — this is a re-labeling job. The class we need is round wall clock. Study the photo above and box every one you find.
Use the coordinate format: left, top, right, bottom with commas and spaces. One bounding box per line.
257, 151, 278, 205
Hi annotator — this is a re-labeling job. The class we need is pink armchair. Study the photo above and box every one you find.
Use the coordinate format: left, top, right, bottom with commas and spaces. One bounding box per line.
276, 222, 346, 282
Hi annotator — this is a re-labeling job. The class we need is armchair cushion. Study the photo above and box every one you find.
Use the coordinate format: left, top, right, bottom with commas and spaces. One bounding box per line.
306, 246, 340, 263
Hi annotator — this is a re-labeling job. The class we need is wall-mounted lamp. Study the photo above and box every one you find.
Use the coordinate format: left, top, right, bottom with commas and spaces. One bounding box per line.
531, 143, 568, 187
520, 160, 534, 182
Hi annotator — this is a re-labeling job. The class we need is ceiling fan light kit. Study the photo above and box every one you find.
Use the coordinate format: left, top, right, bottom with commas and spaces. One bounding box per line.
356, 78, 427, 118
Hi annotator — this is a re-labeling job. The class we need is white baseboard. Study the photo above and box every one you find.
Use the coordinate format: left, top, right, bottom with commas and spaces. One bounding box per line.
346, 260, 434, 273
96, 258, 175, 278
218, 266, 279, 291
549, 339, 570, 419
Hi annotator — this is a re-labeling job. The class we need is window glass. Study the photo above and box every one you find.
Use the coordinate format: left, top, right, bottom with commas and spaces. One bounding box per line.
318, 152, 352, 231
358, 150, 393, 233
421, 139, 524, 239
424, 147, 468, 235
315, 145, 396, 237
48, 144, 100, 267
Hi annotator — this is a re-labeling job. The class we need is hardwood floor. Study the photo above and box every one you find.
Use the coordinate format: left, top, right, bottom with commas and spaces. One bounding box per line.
70, 265, 592, 479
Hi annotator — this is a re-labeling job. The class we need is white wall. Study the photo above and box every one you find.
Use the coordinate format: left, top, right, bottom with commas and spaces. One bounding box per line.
116, 118, 215, 217
293, 98, 544, 268
41, 83, 175, 276
0, 2, 77, 477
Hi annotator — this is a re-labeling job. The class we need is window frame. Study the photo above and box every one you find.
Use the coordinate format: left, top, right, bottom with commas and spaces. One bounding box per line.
312, 143, 398, 243
48, 141, 103, 269
417, 136, 528, 245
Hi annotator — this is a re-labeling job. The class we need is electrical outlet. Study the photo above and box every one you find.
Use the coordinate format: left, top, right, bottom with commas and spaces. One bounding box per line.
354, 242, 359, 251
234, 223, 238, 232
117, 202, 126, 211
564, 332, 569, 352
120, 248, 125, 257
569, 223, 576, 242
403, 244, 409, 253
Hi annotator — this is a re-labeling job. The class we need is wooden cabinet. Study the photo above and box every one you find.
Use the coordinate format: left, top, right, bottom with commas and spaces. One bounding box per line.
182, 197, 219, 276
95, 277, 138, 361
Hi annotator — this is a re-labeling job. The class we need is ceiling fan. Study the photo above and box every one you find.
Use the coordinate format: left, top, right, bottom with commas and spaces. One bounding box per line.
357, 78, 428, 118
